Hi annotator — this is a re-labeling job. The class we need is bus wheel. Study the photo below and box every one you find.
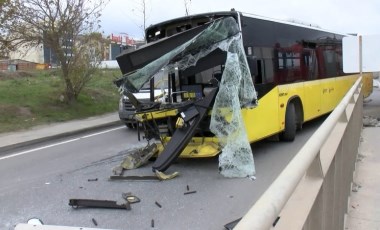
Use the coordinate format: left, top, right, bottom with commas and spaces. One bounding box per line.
280, 102, 296, 142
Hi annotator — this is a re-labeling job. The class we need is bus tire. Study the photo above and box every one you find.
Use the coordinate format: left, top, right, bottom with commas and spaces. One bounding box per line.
280, 102, 296, 142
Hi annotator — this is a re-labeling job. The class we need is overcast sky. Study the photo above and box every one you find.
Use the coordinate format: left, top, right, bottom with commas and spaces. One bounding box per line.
100, 0, 380, 39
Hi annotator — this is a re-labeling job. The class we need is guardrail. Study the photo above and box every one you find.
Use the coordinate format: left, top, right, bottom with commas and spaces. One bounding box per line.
235, 77, 363, 230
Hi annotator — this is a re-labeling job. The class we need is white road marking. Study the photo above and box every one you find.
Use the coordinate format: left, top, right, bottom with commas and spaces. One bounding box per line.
0, 126, 125, 161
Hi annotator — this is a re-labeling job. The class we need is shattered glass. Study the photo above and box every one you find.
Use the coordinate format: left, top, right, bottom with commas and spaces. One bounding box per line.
117, 17, 257, 178
210, 35, 257, 178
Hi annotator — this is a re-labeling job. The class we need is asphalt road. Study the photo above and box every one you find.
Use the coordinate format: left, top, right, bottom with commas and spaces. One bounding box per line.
0, 117, 325, 230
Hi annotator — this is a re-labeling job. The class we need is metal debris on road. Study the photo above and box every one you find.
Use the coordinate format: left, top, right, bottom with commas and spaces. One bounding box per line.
69, 199, 131, 210
110, 175, 161, 181
109, 171, 179, 181
88, 178, 98, 182
155, 201, 162, 208
184, 191, 197, 195
91, 218, 98, 226
151, 219, 155, 228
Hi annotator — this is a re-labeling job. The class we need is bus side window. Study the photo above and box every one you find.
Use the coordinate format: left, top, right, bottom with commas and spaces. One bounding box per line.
255, 59, 263, 84
247, 56, 262, 84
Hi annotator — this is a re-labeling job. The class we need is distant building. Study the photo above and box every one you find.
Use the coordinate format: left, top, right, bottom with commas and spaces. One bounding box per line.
2, 33, 145, 71
9, 45, 45, 64
108, 33, 145, 60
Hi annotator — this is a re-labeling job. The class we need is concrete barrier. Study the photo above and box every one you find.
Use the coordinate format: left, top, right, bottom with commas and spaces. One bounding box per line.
235, 77, 363, 229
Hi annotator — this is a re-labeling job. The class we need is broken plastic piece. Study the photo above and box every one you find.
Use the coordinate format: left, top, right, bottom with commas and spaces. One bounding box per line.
27, 218, 43, 225
122, 193, 141, 203
154, 171, 179, 180
112, 165, 124, 176
224, 217, 242, 230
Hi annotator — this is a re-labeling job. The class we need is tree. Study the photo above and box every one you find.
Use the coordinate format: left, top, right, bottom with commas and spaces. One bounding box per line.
0, 0, 17, 58
0, 0, 107, 103
131, 0, 150, 39
184, 0, 191, 16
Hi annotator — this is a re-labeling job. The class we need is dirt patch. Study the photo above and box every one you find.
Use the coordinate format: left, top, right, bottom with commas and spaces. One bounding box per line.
0, 104, 33, 117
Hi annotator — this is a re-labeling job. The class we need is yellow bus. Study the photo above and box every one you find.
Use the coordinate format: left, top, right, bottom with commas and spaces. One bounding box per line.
115, 11, 372, 172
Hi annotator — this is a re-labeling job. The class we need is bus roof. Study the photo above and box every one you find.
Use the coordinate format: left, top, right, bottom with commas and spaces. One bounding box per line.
145, 10, 351, 37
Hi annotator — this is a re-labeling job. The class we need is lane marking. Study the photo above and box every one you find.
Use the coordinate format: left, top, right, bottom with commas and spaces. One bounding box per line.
81, 126, 125, 138
0, 126, 125, 161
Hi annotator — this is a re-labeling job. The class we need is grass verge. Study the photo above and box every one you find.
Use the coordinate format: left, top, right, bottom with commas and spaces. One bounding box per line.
0, 69, 122, 133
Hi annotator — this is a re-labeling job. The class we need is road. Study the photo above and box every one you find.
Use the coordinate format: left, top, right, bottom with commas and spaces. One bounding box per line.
0, 117, 325, 230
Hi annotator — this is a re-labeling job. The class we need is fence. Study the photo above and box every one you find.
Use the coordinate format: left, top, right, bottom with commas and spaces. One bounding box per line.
235, 77, 363, 229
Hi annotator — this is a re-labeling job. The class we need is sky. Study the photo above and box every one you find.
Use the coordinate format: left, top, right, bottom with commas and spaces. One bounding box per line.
100, 0, 380, 39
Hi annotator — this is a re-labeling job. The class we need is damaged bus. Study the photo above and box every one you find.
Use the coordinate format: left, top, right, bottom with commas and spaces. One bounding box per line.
114, 10, 372, 175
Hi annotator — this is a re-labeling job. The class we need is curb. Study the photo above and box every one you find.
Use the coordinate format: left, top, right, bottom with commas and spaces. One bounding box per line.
0, 120, 123, 154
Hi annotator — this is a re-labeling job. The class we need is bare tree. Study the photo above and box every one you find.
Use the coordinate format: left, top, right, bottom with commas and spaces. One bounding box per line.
184, 0, 191, 16
131, 0, 150, 39
0, 0, 107, 103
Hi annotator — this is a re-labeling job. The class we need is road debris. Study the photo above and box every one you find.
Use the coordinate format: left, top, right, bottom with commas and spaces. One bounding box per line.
88, 178, 98, 182
112, 165, 124, 176
109, 171, 179, 181
69, 199, 131, 210
155, 171, 179, 180
151, 219, 155, 228
184, 191, 197, 195
155, 201, 162, 208
110, 175, 161, 181
91, 218, 98, 226
122, 192, 141, 203
186, 185, 189, 191
113, 144, 158, 176
224, 217, 242, 230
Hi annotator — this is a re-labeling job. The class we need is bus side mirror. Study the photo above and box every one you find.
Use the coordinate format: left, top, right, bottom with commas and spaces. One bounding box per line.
246, 56, 258, 76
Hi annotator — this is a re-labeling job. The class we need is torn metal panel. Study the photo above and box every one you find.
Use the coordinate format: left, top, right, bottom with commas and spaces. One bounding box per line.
151, 88, 218, 172
114, 17, 240, 93
69, 199, 131, 210
116, 23, 210, 74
